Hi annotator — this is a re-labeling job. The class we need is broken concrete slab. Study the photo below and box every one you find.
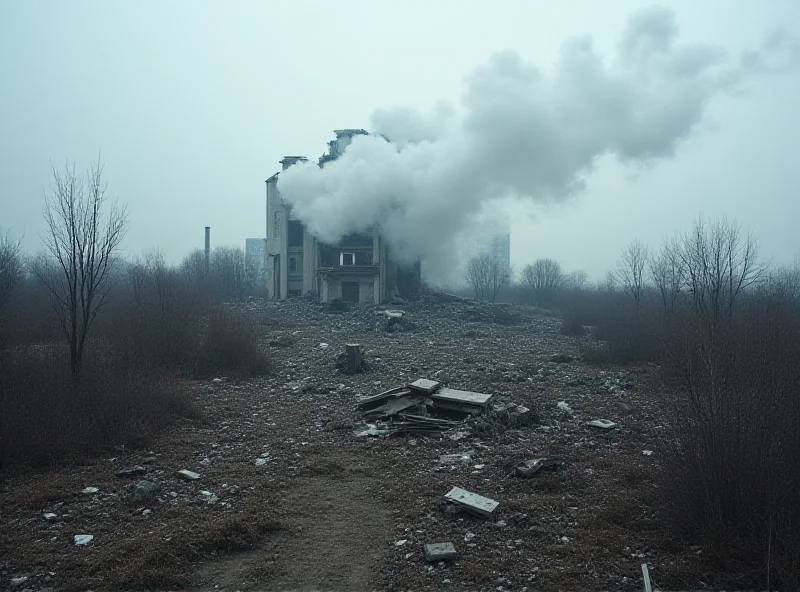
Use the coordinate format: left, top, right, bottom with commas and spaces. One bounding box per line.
362, 395, 420, 419
176, 469, 201, 481
81, 487, 99, 494
432, 387, 493, 408
586, 419, 617, 430
74, 534, 94, 546
424, 542, 458, 562
444, 486, 499, 517
514, 458, 558, 478
409, 378, 441, 394
438, 451, 474, 466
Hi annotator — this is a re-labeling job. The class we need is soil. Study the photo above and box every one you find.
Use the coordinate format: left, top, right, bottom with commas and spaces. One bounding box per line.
1, 296, 718, 591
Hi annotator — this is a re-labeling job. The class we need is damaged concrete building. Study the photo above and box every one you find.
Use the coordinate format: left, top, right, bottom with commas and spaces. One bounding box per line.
265, 129, 420, 304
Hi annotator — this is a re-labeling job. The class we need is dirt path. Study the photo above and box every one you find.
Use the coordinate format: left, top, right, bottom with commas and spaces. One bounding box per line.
191, 455, 392, 591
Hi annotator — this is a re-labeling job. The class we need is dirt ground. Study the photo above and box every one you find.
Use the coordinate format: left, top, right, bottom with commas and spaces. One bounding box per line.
1, 297, 717, 591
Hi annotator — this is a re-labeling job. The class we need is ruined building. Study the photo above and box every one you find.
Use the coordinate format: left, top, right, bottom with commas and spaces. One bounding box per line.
265, 129, 420, 303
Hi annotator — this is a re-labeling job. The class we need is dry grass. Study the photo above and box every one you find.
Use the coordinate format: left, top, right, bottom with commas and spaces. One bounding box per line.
0, 344, 195, 471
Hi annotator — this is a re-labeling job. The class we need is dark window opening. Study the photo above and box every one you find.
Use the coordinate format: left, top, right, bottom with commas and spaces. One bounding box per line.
288, 220, 304, 247
340, 253, 355, 266
289, 257, 297, 272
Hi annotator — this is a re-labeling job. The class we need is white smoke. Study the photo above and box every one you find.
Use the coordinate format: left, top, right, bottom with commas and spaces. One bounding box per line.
277, 6, 797, 276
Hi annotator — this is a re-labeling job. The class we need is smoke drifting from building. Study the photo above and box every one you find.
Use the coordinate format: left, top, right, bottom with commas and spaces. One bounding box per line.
277, 7, 796, 276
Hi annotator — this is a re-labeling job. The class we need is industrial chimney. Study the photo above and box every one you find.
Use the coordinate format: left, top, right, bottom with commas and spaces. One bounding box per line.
204, 226, 210, 275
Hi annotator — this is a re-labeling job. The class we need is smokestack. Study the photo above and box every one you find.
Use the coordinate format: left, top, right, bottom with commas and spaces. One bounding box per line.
204, 226, 210, 275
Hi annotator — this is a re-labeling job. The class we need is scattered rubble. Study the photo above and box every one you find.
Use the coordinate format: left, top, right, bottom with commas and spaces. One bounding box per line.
444, 487, 499, 517
514, 458, 558, 478
74, 535, 94, 546
115, 465, 147, 478
423, 542, 458, 562
586, 419, 617, 430
81, 487, 99, 494
131, 480, 158, 502
176, 469, 201, 481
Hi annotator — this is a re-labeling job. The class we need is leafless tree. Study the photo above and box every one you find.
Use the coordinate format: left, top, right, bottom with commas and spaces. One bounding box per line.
211, 246, 259, 300
0, 229, 22, 324
33, 159, 128, 378
678, 216, 766, 326
649, 236, 684, 316
614, 238, 649, 308
465, 254, 510, 303
564, 270, 589, 292
180, 249, 207, 288
520, 258, 564, 306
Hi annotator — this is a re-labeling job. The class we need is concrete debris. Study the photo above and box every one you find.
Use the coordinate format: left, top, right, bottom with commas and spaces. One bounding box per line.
438, 451, 474, 465
586, 419, 617, 430
81, 487, 99, 494
255, 457, 268, 466
424, 542, 458, 562
491, 402, 535, 428
176, 469, 201, 481
132, 480, 158, 502
642, 450, 653, 456
115, 465, 147, 478
43, 512, 58, 521
353, 423, 391, 439
409, 378, 441, 394
10, 576, 28, 587
358, 378, 499, 437
514, 458, 558, 478
444, 486, 499, 517
74, 534, 94, 546
557, 401, 573, 415
394, 539, 408, 546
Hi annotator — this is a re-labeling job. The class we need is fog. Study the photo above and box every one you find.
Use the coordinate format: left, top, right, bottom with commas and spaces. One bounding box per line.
2, 1, 799, 279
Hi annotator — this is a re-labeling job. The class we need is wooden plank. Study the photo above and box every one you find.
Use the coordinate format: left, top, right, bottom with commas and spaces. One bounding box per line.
432, 388, 493, 407
444, 486, 499, 517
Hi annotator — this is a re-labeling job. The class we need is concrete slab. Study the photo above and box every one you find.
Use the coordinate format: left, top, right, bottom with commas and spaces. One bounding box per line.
444, 486, 499, 516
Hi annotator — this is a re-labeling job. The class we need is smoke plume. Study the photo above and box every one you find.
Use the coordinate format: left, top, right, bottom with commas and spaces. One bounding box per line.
277, 7, 796, 275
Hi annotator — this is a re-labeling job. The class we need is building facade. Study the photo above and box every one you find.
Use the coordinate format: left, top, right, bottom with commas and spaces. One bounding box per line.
265, 130, 420, 304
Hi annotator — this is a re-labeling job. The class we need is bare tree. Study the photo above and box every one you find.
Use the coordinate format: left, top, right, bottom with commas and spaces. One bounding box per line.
211, 246, 259, 300
0, 229, 22, 325
678, 216, 766, 326
649, 237, 684, 316
520, 258, 564, 306
34, 159, 128, 378
614, 239, 649, 308
0, 229, 23, 358
465, 254, 510, 303
564, 270, 589, 292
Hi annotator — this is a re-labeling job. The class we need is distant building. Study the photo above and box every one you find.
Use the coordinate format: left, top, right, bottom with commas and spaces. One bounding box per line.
245, 238, 267, 279
265, 129, 420, 303
487, 231, 511, 270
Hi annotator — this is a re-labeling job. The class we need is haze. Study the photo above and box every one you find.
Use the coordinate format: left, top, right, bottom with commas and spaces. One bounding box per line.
2, 0, 799, 280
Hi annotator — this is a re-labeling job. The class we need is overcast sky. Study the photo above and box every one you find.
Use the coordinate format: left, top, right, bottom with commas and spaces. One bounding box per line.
2, 0, 798, 281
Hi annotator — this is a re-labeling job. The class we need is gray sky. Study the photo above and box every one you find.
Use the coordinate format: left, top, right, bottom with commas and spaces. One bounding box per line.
2, 0, 798, 281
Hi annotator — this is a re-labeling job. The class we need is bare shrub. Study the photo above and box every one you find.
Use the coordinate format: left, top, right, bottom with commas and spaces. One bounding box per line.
0, 344, 194, 470
659, 292, 800, 589
0, 230, 22, 349
197, 307, 271, 377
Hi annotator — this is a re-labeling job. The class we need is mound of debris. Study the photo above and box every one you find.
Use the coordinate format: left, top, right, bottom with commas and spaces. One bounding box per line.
354, 378, 534, 438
